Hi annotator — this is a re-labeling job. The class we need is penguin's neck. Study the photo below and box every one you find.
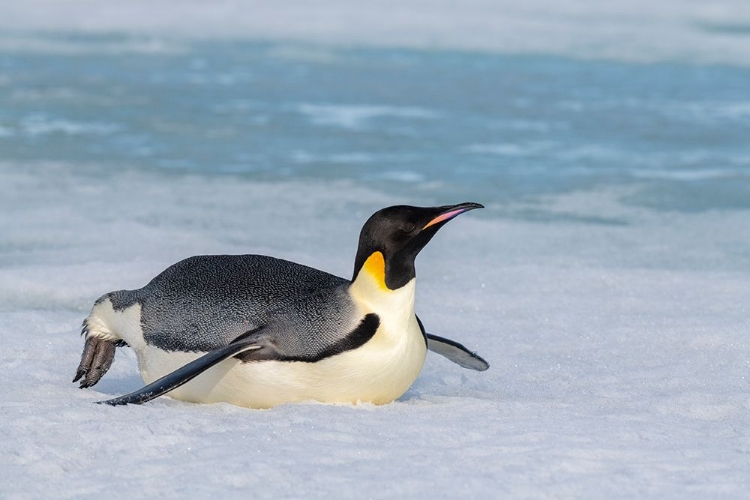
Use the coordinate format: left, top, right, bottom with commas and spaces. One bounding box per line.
349, 251, 416, 323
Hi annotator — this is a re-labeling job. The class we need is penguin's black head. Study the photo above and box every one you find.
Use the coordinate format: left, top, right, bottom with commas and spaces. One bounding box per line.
352, 202, 483, 290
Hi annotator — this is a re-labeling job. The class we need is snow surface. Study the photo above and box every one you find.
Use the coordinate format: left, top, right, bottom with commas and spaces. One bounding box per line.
1, 162, 749, 498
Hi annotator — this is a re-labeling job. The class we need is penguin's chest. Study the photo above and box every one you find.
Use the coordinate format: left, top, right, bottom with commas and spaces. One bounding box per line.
297, 310, 428, 402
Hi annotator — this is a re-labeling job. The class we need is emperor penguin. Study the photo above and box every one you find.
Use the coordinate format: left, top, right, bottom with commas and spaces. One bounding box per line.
74, 203, 488, 408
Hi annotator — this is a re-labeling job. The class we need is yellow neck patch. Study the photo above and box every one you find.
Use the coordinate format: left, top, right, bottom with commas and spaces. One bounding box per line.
361, 251, 389, 291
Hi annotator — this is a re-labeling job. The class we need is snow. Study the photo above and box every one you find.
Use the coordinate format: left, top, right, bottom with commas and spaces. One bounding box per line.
1, 162, 749, 498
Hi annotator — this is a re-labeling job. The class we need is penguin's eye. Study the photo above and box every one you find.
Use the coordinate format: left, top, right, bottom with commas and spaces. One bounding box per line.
400, 222, 417, 234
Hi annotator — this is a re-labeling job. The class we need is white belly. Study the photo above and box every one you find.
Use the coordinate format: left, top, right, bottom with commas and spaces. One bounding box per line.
136, 316, 427, 409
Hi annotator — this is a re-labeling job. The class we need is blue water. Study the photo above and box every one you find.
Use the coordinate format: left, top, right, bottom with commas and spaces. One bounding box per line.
1, 34, 749, 216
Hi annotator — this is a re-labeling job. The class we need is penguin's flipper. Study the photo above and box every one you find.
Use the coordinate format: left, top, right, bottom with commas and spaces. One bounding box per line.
96, 335, 263, 406
425, 333, 490, 371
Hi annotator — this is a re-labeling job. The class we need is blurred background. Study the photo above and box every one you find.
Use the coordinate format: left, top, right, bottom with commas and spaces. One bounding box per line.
1, 0, 749, 217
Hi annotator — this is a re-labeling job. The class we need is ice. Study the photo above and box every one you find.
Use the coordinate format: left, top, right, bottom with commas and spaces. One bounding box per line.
1, 161, 749, 498
18, 115, 122, 137
1, 0, 750, 65
0, 33, 184, 55
1, 33, 748, 213
297, 104, 438, 130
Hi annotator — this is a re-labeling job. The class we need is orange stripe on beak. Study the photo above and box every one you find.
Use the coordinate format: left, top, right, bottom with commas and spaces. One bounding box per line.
423, 208, 470, 230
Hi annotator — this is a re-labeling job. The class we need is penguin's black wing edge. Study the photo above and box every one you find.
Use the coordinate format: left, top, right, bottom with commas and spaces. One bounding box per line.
425, 333, 490, 371
95, 334, 263, 406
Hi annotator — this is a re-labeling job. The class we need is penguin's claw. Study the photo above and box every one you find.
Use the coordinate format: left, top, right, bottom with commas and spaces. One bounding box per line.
73, 336, 117, 388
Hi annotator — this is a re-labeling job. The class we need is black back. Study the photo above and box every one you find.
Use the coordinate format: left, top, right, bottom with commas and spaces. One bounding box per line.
106, 255, 358, 355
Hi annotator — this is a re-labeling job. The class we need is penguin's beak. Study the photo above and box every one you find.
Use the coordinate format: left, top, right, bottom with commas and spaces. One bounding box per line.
423, 202, 484, 230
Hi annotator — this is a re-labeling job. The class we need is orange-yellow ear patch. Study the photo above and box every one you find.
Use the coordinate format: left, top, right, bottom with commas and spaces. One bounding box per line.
362, 251, 389, 291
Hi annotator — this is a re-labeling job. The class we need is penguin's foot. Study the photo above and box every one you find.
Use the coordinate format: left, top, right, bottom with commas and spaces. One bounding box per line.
73, 336, 118, 388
